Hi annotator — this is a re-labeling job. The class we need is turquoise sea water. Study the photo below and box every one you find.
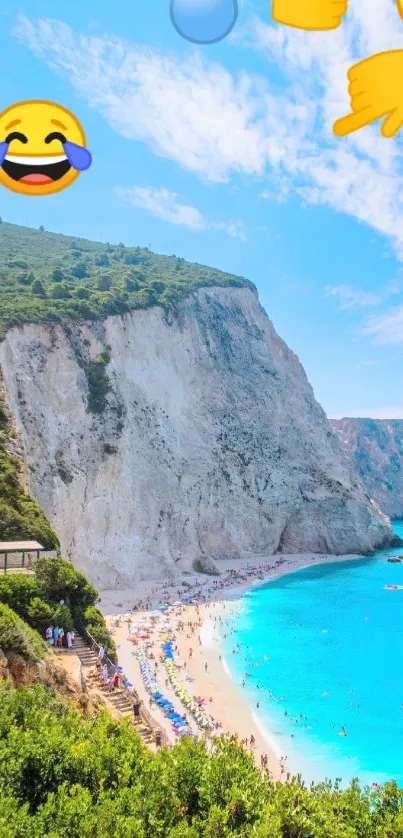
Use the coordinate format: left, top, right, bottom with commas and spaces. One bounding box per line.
223, 522, 403, 786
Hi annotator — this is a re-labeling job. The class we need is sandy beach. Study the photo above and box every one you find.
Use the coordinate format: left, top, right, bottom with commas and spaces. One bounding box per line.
100, 551, 364, 776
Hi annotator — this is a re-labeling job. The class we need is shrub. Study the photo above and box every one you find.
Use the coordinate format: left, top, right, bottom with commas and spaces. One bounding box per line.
0, 602, 47, 661
97, 275, 112, 291
35, 558, 98, 611
51, 284, 71, 300
0, 575, 41, 621
0, 221, 254, 341
52, 604, 74, 632
31, 279, 46, 297
94, 253, 109, 266
86, 349, 111, 414
71, 264, 87, 279
26, 597, 55, 633
51, 268, 64, 282
75, 287, 90, 299
1, 685, 403, 835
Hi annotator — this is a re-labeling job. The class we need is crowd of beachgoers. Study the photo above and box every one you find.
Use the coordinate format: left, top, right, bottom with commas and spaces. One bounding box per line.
129, 556, 288, 614
104, 555, 301, 774
101, 553, 357, 775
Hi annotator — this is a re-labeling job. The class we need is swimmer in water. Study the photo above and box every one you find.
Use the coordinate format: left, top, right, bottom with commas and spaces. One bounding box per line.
339, 726, 347, 737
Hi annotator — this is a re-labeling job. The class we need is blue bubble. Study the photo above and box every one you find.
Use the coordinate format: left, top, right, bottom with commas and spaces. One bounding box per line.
0, 142, 8, 165
170, 0, 238, 45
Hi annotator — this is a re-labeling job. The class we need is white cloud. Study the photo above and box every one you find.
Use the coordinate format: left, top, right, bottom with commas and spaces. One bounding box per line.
354, 359, 379, 369
212, 219, 247, 240
325, 284, 383, 310
12, 7, 403, 256
362, 304, 403, 345
116, 186, 246, 239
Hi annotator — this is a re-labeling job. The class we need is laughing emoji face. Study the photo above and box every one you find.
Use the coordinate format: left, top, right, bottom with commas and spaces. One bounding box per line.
0, 100, 92, 196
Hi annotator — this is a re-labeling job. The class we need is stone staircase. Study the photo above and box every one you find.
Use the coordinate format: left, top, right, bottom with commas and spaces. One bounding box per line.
72, 634, 155, 748
72, 634, 98, 668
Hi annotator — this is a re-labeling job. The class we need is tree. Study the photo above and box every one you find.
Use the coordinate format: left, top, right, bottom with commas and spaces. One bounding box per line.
26, 597, 55, 633
0, 575, 41, 621
124, 276, 140, 292
52, 603, 74, 632
94, 253, 109, 266
51, 268, 64, 282
35, 557, 98, 610
71, 264, 88, 279
32, 279, 46, 297
51, 284, 71, 300
75, 287, 90, 299
97, 275, 112, 291
38, 225, 45, 232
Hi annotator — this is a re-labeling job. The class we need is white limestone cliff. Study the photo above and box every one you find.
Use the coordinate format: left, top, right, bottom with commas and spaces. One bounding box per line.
0, 287, 395, 588
331, 417, 403, 519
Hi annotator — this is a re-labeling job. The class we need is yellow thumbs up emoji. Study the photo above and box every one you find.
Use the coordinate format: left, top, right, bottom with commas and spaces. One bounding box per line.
333, 51, 403, 138
272, 0, 348, 30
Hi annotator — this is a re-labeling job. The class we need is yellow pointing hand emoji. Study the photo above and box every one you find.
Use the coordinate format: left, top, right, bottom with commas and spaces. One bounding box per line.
272, 0, 348, 30
333, 51, 403, 138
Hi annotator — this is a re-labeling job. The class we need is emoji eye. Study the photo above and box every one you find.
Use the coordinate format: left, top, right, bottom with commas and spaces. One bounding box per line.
45, 131, 67, 145
5, 131, 28, 144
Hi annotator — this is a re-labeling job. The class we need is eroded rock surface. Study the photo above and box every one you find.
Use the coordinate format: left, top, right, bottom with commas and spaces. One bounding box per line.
331, 418, 403, 519
0, 287, 395, 587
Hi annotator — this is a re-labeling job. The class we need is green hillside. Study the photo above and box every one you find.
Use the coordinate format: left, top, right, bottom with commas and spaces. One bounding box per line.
0, 222, 255, 340
0, 371, 59, 548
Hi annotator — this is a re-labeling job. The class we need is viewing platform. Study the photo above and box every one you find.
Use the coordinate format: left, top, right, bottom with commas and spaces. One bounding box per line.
0, 541, 57, 573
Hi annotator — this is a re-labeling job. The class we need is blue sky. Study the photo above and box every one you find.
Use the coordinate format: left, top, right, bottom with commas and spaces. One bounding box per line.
1, 0, 403, 417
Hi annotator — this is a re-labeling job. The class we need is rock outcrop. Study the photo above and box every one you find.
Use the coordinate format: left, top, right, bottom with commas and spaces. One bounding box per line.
331, 418, 403, 519
0, 287, 396, 588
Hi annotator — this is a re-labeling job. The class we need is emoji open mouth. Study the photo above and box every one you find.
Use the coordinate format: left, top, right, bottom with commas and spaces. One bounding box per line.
1, 154, 71, 185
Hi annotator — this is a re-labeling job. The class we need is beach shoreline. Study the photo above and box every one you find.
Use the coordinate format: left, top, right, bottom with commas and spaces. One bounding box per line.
100, 551, 372, 776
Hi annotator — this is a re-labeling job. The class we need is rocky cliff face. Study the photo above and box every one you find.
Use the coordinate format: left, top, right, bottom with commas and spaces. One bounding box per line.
0, 287, 395, 588
331, 418, 403, 519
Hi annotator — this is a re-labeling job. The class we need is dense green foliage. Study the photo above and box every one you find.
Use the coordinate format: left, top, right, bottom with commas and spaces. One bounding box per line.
0, 222, 254, 339
0, 559, 115, 659
0, 603, 47, 662
0, 375, 59, 548
0, 684, 403, 837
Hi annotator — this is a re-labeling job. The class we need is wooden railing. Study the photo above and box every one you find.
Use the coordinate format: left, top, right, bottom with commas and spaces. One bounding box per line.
77, 622, 170, 747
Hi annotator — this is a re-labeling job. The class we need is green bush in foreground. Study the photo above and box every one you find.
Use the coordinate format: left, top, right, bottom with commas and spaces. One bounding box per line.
0, 684, 403, 837
0, 603, 47, 662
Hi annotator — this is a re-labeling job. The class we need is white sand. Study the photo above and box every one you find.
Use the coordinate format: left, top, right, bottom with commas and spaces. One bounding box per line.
100, 551, 363, 775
